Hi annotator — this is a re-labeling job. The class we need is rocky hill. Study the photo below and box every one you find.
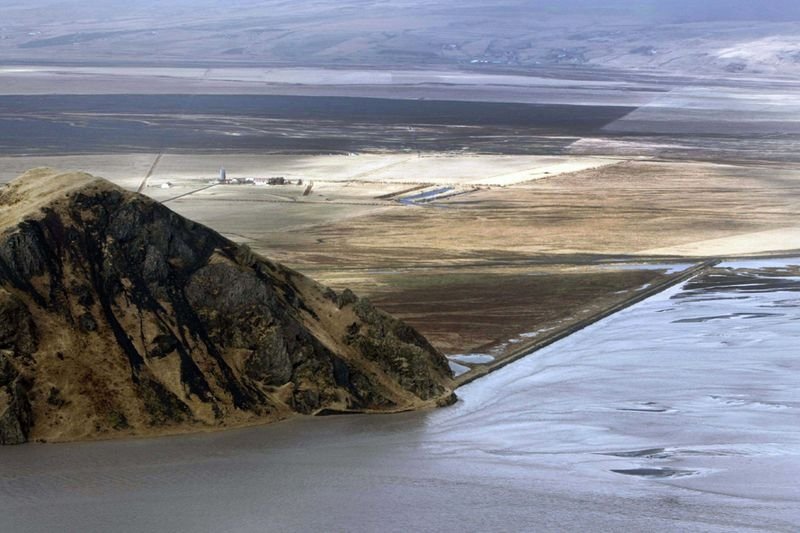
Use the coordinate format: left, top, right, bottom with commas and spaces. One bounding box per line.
0, 169, 454, 444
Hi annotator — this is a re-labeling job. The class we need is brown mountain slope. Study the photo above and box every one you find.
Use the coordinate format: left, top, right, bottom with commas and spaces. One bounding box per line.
0, 168, 454, 444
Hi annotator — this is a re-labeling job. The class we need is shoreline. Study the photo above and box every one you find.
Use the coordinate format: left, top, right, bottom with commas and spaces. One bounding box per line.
454, 259, 719, 386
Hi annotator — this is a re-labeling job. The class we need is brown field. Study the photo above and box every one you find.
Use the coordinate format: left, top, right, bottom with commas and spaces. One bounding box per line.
3, 153, 798, 368
335, 266, 668, 355
122, 155, 799, 363
256, 159, 800, 269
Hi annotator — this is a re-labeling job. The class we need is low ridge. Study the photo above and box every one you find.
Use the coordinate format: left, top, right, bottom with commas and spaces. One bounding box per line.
0, 168, 455, 444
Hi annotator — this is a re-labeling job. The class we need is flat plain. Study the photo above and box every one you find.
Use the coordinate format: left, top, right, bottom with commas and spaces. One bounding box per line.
4, 148, 798, 372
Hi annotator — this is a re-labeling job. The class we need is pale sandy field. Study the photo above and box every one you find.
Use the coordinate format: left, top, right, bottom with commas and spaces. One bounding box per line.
0, 153, 622, 188
4, 155, 798, 263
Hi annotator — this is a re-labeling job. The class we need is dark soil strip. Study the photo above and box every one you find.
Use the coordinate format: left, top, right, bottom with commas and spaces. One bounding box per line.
455, 259, 719, 387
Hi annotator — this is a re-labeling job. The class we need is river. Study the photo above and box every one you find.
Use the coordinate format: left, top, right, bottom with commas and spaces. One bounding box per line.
1, 259, 798, 532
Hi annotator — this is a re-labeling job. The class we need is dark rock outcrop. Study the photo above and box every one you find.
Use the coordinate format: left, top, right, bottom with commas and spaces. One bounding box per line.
0, 376, 33, 445
0, 169, 454, 443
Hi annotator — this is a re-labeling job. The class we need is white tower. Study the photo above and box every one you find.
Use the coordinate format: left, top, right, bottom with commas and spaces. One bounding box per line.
219, 167, 227, 183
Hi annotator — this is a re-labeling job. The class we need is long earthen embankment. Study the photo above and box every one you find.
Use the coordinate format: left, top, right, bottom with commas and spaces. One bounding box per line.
455, 259, 720, 387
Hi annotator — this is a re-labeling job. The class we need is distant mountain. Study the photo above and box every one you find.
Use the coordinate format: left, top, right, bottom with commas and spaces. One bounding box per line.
643, 0, 800, 23
0, 169, 454, 444
4, 1, 800, 77
518, 0, 800, 23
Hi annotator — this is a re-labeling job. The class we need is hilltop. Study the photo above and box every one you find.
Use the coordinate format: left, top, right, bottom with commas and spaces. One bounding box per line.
0, 168, 454, 444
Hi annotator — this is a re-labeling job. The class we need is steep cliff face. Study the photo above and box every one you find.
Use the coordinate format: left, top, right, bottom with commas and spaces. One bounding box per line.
0, 169, 454, 444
